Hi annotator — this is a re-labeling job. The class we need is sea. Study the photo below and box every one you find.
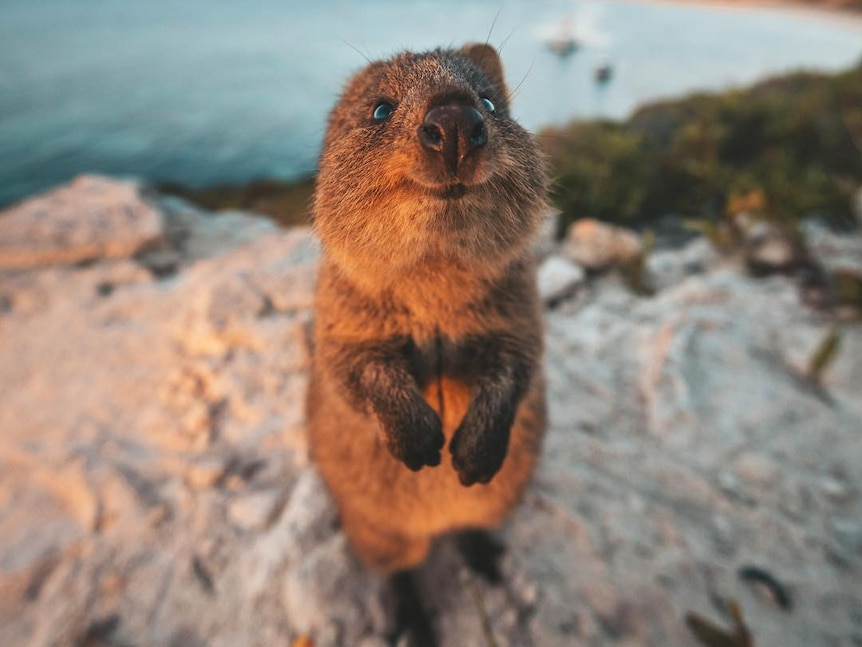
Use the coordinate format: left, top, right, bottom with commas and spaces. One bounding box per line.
1, 0, 860, 206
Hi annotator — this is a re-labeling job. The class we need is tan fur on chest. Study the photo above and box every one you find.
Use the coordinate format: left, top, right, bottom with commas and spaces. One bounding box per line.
421, 375, 471, 444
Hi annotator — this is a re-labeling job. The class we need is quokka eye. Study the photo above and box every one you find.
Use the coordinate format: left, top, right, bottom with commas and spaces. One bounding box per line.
372, 101, 395, 121
480, 97, 496, 113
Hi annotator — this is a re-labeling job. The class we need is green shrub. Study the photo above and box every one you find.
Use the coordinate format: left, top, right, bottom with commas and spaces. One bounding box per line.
542, 60, 862, 237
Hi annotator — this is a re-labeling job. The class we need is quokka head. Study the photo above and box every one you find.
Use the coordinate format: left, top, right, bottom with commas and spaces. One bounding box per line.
313, 44, 548, 279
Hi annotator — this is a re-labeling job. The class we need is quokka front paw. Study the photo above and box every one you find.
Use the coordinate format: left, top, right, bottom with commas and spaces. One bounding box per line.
378, 395, 444, 471
450, 403, 514, 486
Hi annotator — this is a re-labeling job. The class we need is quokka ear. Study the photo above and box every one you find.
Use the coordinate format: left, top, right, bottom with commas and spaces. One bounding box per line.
460, 43, 508, 96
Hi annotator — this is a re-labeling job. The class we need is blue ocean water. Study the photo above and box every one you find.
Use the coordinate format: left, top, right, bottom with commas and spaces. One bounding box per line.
0, 0, 860, 205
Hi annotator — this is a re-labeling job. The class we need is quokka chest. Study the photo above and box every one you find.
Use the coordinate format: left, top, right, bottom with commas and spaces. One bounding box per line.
400, 333, 492, 394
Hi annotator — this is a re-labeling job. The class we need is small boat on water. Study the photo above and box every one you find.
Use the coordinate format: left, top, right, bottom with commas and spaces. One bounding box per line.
547, 36, 579, 57
546, 18, 579, 57
594, 62, 614, 83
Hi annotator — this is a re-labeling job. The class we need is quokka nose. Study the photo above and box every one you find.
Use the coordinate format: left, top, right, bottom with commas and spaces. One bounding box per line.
418, 104, 487, 163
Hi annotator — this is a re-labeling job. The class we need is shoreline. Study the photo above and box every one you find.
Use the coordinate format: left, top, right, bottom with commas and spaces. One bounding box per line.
628, 0, 862, 30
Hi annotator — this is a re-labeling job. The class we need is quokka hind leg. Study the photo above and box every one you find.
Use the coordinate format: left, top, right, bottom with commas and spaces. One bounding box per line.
388, 571, 437, 647
342, 512, 432, 573
455, 529, 507, 584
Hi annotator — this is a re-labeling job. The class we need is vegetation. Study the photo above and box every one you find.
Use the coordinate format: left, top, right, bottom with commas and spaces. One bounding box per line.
686, 600, 754, 647
540, 60, 862, 238
807, 325, 843, 383
159, 176, 315, 228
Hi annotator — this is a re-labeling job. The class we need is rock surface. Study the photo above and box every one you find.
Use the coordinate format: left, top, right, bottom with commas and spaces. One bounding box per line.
1, 176, 860, 647
0, 175, 163, 269
562, 218, 643, 270
537, 255, 586, 305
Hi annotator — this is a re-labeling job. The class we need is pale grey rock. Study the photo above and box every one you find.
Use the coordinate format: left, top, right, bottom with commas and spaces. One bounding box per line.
801, 218, 862, 276
185, 458, 228, 490
152, 194, 279, 263
228, 489, 286, 531
0, 175, 162, 269
562, 218, 642, 270
742, 219, 805, 272
647, 237, 720, 291
537, 255, 585, 304
830, 518, 862, 558
0, 184, 320, 646
537, 263, 861, 645
818, 474, 853, 503
532, 210, 562, 259
279, 470, 338, 562
281, 534, 392, 645
1, 179, 861, 647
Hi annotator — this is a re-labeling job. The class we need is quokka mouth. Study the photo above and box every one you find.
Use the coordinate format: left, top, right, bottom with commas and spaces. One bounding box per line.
415, 182, 471, 201
436, 183, 468, 200
407, 174, 489, 202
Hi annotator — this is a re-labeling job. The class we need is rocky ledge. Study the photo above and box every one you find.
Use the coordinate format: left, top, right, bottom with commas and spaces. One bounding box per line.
0, 176, 860, 647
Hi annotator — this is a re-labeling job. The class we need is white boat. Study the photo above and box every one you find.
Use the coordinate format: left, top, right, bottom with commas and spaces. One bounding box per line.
594, 62, 614, 83
546, 19, 579, 57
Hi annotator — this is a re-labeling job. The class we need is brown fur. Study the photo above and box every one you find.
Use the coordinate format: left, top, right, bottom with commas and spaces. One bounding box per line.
307, 43, 548, 572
